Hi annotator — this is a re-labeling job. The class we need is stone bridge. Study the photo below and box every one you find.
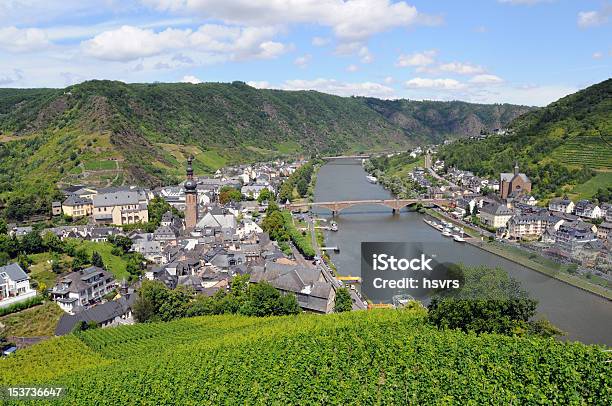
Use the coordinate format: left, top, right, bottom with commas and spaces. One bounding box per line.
285, 199, 452, 216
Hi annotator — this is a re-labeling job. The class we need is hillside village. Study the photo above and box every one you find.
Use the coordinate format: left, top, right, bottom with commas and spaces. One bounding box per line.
370, 145, 611, 286
1, 157, 368, 341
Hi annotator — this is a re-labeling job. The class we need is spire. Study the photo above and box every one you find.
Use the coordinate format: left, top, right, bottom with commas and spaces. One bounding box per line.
514, 161, 519, 175
186, 156, 194, 180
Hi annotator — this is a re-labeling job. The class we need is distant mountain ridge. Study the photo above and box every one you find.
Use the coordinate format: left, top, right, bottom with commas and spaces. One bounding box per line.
0, 80, 531, 219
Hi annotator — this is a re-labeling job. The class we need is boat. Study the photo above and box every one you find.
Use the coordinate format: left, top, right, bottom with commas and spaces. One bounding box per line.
453, 235, 465, 242
366, 175, 378, 184
453, 226, 461, 232
442, 228, 453, 237
330, 222, 338, 232
436, 224, 444, 231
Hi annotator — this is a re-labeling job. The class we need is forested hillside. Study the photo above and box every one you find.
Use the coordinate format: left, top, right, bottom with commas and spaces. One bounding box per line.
438, 78, 612, 199
0, 80, 529, 220
0, 310, 609, 404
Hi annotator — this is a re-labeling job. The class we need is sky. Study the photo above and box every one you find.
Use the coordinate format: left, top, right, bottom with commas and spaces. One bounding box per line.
0, 0, 610, 106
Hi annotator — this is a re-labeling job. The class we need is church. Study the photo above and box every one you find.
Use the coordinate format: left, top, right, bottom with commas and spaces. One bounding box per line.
499, 163, 531, 199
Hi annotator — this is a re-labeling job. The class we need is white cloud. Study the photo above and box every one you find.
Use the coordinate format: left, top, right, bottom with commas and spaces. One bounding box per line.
346, 64, 359, 72
469, 74, 504, 84
181, 75, 202, 84
143, 0, 427, 41
384, 76, 394, 84
474, 25, 488, 33
592, 51, 604, 59
439, 62, 485, 75
82, 24, 288, 61
246, 80, 271, 88
404, 77, 466, 90
396, 49, 437, 67
294, 54, 312, 68
266, 78, 396, 98
0, 26, 49, 52
82, 25, 188, 61
578, 5, 612, 28
0, 69, 24, 85
312, 36, 330, 47
358, 46, 373, 63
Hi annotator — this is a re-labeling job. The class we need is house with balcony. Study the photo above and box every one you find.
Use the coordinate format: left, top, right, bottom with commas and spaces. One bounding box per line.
51, 266, 115, 313
0, 263, 36, 308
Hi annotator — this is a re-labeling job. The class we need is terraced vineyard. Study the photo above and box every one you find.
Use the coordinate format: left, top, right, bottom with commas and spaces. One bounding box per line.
1, 310, 610, 404
552, 136, 612, 169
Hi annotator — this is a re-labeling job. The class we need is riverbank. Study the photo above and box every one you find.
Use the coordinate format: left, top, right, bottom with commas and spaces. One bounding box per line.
426, 208, 612, 301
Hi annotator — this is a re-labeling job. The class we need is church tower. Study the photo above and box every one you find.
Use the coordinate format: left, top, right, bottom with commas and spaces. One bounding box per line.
184, 156, 198, 229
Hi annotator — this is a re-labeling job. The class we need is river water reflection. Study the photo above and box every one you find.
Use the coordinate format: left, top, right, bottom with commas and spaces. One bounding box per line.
313, 159, 612, 345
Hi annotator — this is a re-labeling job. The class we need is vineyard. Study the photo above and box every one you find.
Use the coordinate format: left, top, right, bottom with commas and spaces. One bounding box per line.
0, 310, 610, 404
551, 136, 612, 169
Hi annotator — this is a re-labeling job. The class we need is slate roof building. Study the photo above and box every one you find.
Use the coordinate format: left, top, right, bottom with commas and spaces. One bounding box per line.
54, 293, 136, 336
92, 191, 149, 225
250, 262, 335, 314
51, 266, 116, 313
500, 163, 531, 200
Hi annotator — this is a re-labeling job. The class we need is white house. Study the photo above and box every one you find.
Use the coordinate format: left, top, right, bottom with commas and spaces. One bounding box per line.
51, 266, 115, 313
0, 263, 36, 308
549, 197, 575, 214
574, 200, 602, 219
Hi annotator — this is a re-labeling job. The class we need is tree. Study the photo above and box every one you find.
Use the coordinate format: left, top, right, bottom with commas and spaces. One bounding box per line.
296, 178, 308, 197
219, 186, 242, 204
71, 248, 90, 271
257, 188, 273, 203
240, 282, 300, 317
0, 219, 7, 235
42, 232, 64, 253
109, 235, 133, 254
426, 265, 561, 338
334, 288, 353, 313
91, 251, 104, 268
21, 231, 44, 254
262, 210, 286, 241
125, 253, 146, 280
133, 280, 171, 323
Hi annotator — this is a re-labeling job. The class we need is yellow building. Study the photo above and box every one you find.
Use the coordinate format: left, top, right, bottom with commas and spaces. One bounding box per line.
61, 195, 93, 217
92, 191, 149, 225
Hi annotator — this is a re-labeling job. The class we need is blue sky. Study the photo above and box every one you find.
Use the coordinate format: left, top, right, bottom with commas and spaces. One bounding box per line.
0, 0, 610, 105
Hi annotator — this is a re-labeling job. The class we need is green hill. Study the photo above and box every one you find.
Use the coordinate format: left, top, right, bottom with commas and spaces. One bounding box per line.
0, 310, 608, 404
437, 78, 612, 199
0, 80, 529, 220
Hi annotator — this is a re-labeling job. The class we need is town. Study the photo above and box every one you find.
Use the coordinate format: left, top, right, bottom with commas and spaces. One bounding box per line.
0, 156, 369, 350
365, 145, 610, 291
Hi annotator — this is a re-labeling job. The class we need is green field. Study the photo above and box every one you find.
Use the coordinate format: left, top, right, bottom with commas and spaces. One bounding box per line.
72, 240, 130, 280
0, 310, 609, 404
82, 160, 118, 171
569, 170, 612, 200
0, 301, 63, 337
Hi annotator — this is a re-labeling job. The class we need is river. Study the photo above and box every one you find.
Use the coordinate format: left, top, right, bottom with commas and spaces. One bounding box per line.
313, 159, 612, 346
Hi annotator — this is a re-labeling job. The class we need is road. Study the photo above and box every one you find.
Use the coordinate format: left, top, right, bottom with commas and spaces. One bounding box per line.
425, 153, 458, 188
307, 216, 367, 310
